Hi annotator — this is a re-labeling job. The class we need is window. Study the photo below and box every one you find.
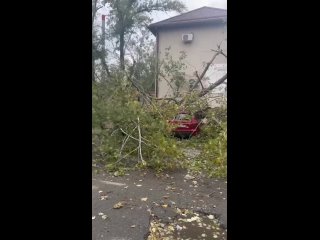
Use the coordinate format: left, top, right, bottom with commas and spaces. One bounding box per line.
175, 113, 192, 121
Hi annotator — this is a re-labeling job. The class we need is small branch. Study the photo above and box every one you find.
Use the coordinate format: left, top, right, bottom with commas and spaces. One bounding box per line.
116, 147, 139, 164
190, 45, 222, 91
194, 71, 204, 90
94, 72, 102, 82
154, 97, 179, 104
221, 51, 227, 58
100, 55, 111, 78
137, 117, 146, 166
92, 44, 111, 78
199, 51, 220, 81
118, 126, 137, 160
125, 64, 152, 104
212, 49, 227, 58
111, 128, 119, 136
187, 119, 203, 138
119, 134, 130, 160
159, 73, 175, 92
141, 95, 164, 118
119, 128, 150, 146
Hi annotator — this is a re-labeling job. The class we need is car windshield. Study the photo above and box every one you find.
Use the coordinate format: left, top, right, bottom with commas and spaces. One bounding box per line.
175, 113, 192, 120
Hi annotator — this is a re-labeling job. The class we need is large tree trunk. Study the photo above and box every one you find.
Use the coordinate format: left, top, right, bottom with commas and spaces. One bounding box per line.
119, 31, 125, 70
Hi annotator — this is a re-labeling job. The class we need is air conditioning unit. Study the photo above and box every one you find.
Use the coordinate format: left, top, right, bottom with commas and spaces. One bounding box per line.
182, 33, 193, 43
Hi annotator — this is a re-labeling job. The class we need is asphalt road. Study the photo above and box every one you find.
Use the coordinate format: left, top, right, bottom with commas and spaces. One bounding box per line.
92, 169, 227, 240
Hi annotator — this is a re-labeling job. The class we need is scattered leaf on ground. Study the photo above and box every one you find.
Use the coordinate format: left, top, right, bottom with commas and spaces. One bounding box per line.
92, 216, 96, 220
184, 174, 195, 180
141, 197, 148, 202
100, 195, 108, 200
113, 201, 125, 209
168, 226, 174, 231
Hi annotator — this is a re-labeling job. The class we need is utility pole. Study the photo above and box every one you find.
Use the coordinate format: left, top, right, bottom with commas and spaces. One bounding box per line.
101, 14, 106, 80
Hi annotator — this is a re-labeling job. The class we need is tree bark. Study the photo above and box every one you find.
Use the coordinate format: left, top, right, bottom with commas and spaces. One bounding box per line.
198, 73, 227, 97
191, 51, 220, 91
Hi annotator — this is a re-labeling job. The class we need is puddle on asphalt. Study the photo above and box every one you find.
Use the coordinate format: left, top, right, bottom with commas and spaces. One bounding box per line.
147, 208, 226, 240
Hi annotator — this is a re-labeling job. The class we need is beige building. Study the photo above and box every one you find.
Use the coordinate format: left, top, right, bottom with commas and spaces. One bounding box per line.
148, 7, 227, 106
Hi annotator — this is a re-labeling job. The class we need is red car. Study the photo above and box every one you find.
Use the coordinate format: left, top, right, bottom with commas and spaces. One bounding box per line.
169, 112, 201, 138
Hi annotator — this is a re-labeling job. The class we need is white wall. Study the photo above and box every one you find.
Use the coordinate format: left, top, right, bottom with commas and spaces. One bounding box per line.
157, 23, 227, 99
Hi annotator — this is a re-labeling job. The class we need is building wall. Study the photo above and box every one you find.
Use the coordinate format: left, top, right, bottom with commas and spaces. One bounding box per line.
157, 23, 227, 99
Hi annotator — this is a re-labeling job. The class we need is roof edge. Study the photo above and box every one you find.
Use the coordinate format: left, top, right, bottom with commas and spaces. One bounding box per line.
148, 6, 227, 35
148, 16, 226, 35
150, 6, 226, 26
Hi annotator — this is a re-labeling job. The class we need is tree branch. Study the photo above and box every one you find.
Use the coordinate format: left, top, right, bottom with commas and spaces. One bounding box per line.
190, 47, 222, 91
118, 126, 137, 161
198, 73, 227, 97
154, 97, 179, 104
212, 49, 227, 58
137, 117, 146, 166
159, 73, 175, 92
100, 57, 112, 78
119, 128, 150, 146
194, 71, 204, 90
92, 43, 112, 78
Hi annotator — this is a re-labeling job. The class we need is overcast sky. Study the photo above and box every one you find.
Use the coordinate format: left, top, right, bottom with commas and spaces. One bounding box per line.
98, 0, 227, 23
151, 0, 227, 23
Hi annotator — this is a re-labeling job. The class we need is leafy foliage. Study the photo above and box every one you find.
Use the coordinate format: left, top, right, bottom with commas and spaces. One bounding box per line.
190, 124, 227, 178
93, 76, 227, 178
105, 0, 186, 69
93, 79, 184, 172
159, 48, 188, 97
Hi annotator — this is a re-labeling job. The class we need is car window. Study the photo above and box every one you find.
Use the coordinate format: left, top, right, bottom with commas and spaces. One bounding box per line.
175, 114, 192, 120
